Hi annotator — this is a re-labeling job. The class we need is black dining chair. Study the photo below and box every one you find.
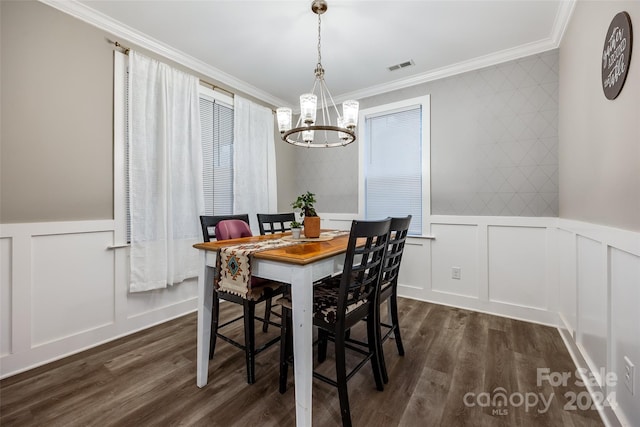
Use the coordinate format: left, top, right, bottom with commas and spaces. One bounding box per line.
199, 215, 284, 384
278, 218, 391, 427
255, 212, 297, 329
256, 212, 296, 235
315, 216, 412, 385
376, 215, 411, 384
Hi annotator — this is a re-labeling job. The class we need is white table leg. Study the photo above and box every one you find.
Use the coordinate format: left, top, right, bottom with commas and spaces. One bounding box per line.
197, 251, 214, 388
291, 265, 314, 427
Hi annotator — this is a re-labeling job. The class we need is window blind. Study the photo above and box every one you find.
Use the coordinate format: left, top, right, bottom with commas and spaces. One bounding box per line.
364, 106, 422, 235
200, 98, 234, 216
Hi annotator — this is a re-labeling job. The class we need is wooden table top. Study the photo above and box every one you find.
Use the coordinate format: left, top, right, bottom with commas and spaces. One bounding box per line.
193, 231, 351, 266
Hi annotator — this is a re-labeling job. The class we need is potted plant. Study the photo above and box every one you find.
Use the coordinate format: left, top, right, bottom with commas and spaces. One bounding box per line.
290, 220, 302, 239
292, 191, 320, 238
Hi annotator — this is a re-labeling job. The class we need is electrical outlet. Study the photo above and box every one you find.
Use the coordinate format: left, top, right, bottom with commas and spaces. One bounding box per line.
452, 267, 461, 280
624, 356, 635, 395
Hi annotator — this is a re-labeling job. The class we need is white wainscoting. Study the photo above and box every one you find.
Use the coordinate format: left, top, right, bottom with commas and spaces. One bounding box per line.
2, 215, 638, 427
0, 220, 197, 378
419, 216, 559, 326
320, 214, 559, 324
556, 219, 640, 427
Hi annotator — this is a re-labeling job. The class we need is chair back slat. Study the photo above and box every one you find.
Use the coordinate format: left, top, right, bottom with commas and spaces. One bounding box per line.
381, 216, 412, 285
199, 214, 250, 241
339, 219, 391, 315
256, 213, 296, 235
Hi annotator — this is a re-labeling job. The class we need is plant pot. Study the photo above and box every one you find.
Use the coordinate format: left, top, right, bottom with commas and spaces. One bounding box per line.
291, 228, 302, 239
303, 216, 321, 238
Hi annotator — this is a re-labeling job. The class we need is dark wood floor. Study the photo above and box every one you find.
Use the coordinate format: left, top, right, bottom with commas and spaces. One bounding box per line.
1, 298, 604, 426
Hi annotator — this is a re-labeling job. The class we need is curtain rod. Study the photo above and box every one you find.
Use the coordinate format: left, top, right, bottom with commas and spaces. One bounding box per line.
109, 39, 233, 98
198, 80, 235, 98
109, 39, 275, 113
109, 39, 130, 54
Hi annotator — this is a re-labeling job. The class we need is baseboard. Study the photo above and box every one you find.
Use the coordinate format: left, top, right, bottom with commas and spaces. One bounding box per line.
557, 327, 624, 427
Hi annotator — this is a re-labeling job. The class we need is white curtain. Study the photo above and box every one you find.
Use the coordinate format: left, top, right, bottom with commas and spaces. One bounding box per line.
233, 96, 277, 234
128, 51, 204, 292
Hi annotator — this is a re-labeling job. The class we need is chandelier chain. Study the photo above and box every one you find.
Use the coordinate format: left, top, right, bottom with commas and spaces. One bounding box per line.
317, 12, 322, 66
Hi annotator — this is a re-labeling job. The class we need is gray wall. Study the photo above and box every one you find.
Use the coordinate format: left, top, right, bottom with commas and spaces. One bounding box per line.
1, 0, 274, 224
291, 50, 560, 217
274, 129, 299, 212
1, 0, 114, 223
6, 1, 638, 231
559, 0, 640, 232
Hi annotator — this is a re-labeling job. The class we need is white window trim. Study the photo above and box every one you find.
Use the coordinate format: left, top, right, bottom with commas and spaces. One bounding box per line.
199, 85, 233, 109
357, 95, 431, 236
113, 51, 128, 247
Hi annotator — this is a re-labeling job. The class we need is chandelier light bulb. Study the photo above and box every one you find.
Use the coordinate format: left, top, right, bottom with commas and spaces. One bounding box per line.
337, 117, 349, 141
303, 129, 314, 143
276, 107, 292, 133
300, 94, 317, 125
342, 100, 359, 129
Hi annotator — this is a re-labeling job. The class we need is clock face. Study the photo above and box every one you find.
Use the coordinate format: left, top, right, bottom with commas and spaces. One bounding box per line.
602, 11, 633, 100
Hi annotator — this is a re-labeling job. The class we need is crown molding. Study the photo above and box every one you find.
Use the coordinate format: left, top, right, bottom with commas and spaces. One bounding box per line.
334, 0, 577, 105
38, 0, 291, 108
39, 0, 575, 109
333, 38, 557, 104
549, 0, 577, 47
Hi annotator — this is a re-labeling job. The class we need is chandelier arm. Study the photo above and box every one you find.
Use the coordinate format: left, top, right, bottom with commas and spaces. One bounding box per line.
319, 80, 331, 142
320, 78, 343, 120
318, 80, 328, 124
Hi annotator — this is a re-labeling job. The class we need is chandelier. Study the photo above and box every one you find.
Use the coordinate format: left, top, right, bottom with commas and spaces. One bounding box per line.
276, 0, 359, 148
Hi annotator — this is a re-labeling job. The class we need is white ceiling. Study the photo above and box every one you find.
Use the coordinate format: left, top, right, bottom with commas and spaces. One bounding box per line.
63, 0, 573, 107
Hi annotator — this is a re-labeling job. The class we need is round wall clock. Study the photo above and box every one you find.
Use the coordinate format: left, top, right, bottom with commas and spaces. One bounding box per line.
602, 11, 633, 100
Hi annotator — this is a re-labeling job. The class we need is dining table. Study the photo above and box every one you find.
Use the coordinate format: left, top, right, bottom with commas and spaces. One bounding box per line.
193, 230, 351, 427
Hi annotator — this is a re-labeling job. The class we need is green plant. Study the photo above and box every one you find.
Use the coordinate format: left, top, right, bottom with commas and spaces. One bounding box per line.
292, 191, 318, 217
290, 220, 302, 228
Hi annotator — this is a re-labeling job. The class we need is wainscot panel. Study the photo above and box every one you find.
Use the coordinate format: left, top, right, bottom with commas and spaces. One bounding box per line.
0, 221, 197, 378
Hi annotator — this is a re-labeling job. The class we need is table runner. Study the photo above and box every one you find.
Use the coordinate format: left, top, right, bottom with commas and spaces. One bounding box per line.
215, 239, 300, 298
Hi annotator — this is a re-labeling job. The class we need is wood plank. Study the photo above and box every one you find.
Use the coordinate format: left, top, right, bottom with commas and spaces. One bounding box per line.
0, 299, 605, 427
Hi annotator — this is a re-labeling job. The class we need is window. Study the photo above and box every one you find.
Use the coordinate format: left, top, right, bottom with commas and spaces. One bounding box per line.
358, 96, 430, 236
199, 86, 234, 216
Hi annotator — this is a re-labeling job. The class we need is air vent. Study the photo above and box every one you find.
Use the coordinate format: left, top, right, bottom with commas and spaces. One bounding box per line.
388, 60, 415, 71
